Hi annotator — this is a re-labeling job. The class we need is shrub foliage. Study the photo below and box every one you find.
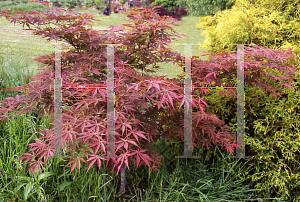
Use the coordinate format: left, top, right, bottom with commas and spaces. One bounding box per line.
146, 5, 187, 20
196, 0, 300, 55
196, 0, 300, 198
57, 0, 81, 9
0, 6, 237, 177
0, 2, 49, 14
150, 0, 179, 12
185, 0, 235, 17
0, 8, 298, 201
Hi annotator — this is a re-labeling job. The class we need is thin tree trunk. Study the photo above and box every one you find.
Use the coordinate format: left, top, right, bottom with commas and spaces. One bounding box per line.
117, 164, 126, 198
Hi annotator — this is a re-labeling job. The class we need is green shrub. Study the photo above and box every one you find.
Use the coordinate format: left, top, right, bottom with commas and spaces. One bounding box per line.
83, 0, 90, 8
196, 0, 300, 55
84, 0, 108, 10
84, 0, 95, 8
57, 0, 81, 9
95, 0, 108, 10
11, 0, 28, 5
195, 2, 300, 196
151, 0, 179, 12
177, 0, 187, 7
0, 2, 49, 14
239, 70, 300, 200
193, 63, 300, 200
0, 1, 15, 8
185, 0, 235, 17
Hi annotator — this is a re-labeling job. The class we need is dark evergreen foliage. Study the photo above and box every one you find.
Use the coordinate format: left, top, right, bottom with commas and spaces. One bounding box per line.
147, 5, 187, 20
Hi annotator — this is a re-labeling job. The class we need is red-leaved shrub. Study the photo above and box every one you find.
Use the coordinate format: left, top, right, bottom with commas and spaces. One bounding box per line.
0, 6, 298, 183
171, 6, 187, 19
145, 5, 180, 20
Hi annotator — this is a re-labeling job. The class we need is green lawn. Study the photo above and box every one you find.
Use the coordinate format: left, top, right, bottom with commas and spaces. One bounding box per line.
0, 9, 208, 81
87, 11, 210, 79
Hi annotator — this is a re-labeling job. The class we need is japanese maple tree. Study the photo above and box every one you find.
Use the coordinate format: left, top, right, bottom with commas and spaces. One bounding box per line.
0, 6, 298, 197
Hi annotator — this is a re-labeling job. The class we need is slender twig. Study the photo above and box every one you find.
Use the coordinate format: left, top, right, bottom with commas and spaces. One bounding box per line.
0, 169, 16, 181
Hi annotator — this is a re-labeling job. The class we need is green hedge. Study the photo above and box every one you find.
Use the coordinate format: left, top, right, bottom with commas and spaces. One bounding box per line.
151, 0, 180, 12
56, 0, 81, 9
10, 0, 28, 5
84, 0, 108, 11
185, 0, 235, 17
150, 0, 234, 15
0, 2, 49, 14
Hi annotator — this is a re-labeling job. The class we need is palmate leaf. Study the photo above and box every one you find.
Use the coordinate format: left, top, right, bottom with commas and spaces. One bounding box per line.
126, 127, 149, 143
87, 136, 107, 154
130, 149, 154, 169
192, 95, 209, 115
115, 138, 141, 152
115, 120, 134, 135
86, 154, 106, 173
37, 146, 54, 163
18, 151, 37, 165
26, 159, 47, 177
147, 150, 163, 171
64, 155, 87, 174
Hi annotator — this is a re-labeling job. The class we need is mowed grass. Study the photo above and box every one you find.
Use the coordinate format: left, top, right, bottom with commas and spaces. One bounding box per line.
88, 11, 209, 79
0, 9, 208, 125
0, 13, 54, 99
0, 9, 208, 85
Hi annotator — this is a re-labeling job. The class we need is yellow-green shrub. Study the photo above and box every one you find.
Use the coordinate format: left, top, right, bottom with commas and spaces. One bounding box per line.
185, 0, 235, 17
196, 0, 300, 55
242, 73, 300, 200
195, 5, 300, 198
192, 70, 300, 200
188, 42, 300, 199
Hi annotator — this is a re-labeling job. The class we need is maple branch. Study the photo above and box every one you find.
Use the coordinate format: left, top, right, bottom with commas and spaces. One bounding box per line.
126, 47, 149, 60
127, 34, 157, 59
0, 168, 16, 182
117, 164, 126, 198
66, 35, 81, 52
